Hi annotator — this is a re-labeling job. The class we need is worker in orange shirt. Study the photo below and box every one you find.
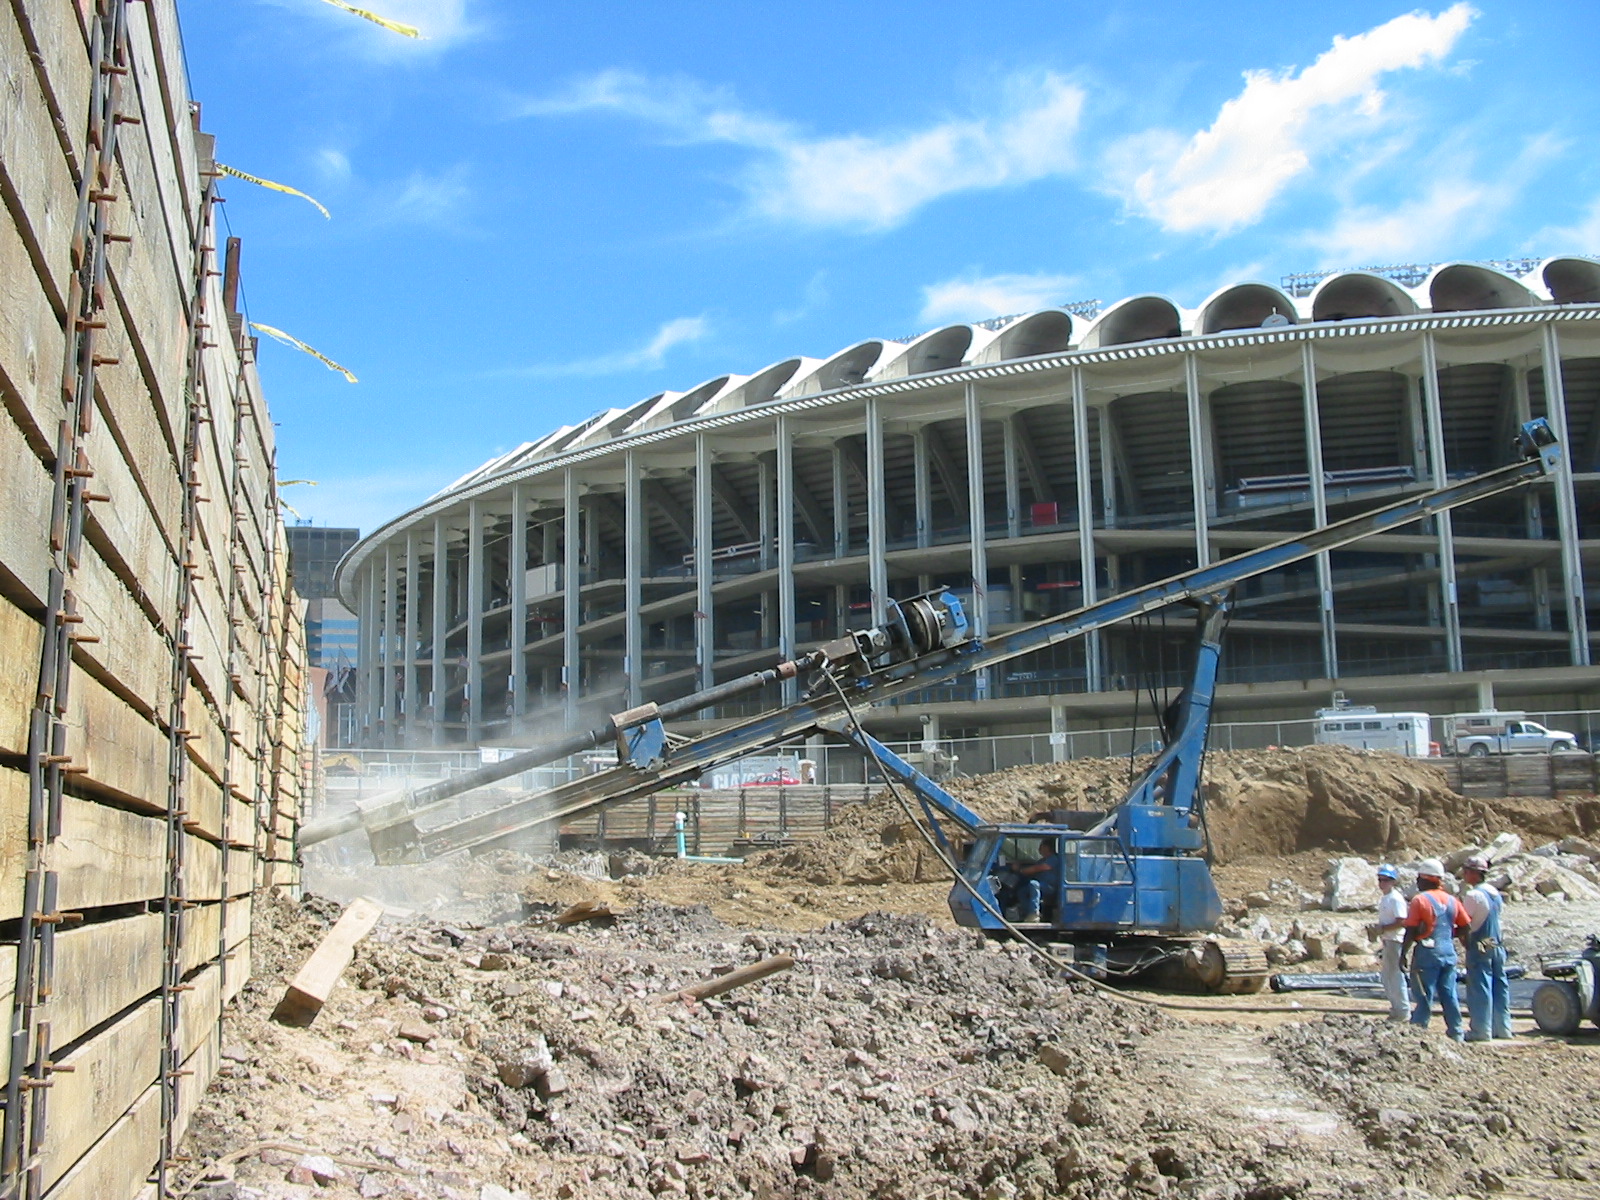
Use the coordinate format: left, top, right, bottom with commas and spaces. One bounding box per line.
1399, 858, 1471, 1040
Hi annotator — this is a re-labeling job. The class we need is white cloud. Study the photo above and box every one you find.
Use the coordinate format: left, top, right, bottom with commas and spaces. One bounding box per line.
1116, 4, 1476, 235
773, 272, 829, 326
919, 271, 1081, 324
383, 164, 474, 228
1537, 196, 1600, 257
1309, 133, 1561, 265
502, 317, 711, 378
1311, 178, 1492, 263
521, 69, 1086, 230
316, 147, 352, 183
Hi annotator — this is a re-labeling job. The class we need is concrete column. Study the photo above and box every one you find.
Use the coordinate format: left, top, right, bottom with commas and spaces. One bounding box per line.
380, 544, 397, 747
776, 415, 798, 704
355, 565, 376, 743
430, 516, 447, 746
758, 453, 774, 572
1098, 404, 1118, 528
1300, 344, 1338, 679
831, 442, 848, 559
965, 383, 990, 700
866, 396, 888, 625
466, 498, 484, 741
1477, 680, 1496, 711
1050, 704, 1069, 764
1003, 414, 1022, 539
1512, 369, 1554, 630
510, 483, 527, 718
402, 529, 419, 745
1183, 353, 1212, 567
563, 469, 581, 727
695, 434, 715, 691
1420, 333, 1464, 671
542, 516, 559, 566
624, 450, 643, 708
1072, 369, 1102, 692
1539, 323, 1592, 665
913, 426, 932, 549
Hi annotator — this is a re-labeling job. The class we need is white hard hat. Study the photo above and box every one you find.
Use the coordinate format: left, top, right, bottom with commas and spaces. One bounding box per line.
1417, 858, 1446, 879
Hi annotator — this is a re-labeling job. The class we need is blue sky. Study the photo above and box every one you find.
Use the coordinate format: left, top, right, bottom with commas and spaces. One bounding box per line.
178, 1, 1600, 533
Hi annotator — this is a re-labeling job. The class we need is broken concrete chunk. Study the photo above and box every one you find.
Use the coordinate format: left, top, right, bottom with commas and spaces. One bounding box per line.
1483, 832, 1523, 864
289, 1154, 343, 1186
1323, 857, 1381, 912
536, 1065, 570, 1099
1038, 1044, 1075, 1077
495, 1035, 555, 1088
397, 1019, 434, 1044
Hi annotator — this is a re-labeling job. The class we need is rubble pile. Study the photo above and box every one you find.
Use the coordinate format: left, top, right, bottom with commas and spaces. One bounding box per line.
184, 899, 1449, 1200
1269, 1016, 1600, 1190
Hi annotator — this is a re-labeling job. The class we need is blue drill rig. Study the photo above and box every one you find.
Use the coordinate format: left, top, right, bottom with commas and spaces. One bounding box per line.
304, 420, 1562, 992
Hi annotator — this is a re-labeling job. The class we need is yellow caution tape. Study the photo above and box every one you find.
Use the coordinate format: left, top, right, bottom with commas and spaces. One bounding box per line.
249, 323, 359, 384
317, 0, 423, 38
216, 164, 330, 219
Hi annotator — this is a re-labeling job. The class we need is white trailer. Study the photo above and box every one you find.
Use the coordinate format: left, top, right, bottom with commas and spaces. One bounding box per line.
1314, 706, 1434, 757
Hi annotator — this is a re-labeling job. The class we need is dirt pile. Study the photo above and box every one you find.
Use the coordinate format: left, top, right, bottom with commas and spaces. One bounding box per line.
746, 745, 1498, 887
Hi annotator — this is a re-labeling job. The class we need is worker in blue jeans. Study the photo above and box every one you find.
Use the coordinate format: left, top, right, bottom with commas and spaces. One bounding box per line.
1009, 840, 1061, 923
1459, 855, 1513, 1041
1401, 858, 1470, 1040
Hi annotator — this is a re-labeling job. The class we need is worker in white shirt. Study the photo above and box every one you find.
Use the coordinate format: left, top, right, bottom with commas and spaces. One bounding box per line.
1374, 863, 1410, 1022
1459, 854, 1512, 1041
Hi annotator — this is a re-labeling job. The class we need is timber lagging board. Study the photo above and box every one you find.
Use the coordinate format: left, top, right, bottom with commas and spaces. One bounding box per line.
0, 1, 307, 1196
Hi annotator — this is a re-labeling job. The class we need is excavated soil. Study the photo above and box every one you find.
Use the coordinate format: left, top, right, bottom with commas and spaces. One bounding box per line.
181, 746, 1600, 1198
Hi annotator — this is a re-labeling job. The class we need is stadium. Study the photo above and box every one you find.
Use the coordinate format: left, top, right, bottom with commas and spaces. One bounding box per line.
336, 258, 1600, 756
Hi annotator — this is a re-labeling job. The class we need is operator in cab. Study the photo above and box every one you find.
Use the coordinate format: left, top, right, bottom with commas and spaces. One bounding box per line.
998, 836, 1061, 924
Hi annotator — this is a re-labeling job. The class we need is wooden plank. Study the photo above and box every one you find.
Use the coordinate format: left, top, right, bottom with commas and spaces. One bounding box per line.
41, 996, 160, 1190
0, 0, 76, 309
174, 1024, 219, 1149
42, 1083, 160, 1200
7, 0, 92, 180
0, 595, 40, 756
62, 667, 169, 810
0, 791, 191, 921
46, 911, 165, 1071
271, 897, 383, 1026
178, 959, 222, 1060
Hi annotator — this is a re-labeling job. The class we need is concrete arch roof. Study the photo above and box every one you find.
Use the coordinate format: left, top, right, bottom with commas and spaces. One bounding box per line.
1308, 271, 1419, 321
874, 325, 975, 380
1196, 282, 1301, 334
1426, 262, 1538, 312
1543, 256, 1600, 305
789, 340, 893, 396
971, 309, 1077, 363
1079, 294, 1184, 348
706, 358, 807, 412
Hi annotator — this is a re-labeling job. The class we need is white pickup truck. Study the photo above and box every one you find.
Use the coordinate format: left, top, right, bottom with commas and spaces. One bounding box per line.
1452, 711, 1579, 756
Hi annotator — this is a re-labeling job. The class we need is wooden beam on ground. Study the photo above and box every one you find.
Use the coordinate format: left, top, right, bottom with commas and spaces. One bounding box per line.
271, 898, 384, 1027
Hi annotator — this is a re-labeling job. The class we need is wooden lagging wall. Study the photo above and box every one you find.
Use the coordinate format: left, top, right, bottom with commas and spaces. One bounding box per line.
0, 1, 306, 1197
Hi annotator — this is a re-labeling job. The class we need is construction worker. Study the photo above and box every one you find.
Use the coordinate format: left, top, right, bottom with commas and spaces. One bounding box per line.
1459, 854, 1512, 1041
1010, 838, 1061, 923
1400, 858, 1470, 1040
1374, 864, 1411, 1022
